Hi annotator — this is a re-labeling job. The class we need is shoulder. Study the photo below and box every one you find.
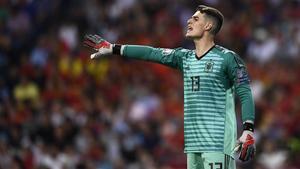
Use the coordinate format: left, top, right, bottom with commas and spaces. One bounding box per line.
175, 47, 193, 54
214, 45, 245, 66
214, 45, 238, 57
164, 47, 193, 58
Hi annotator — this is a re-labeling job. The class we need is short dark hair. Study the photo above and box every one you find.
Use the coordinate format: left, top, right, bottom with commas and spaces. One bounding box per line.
197, 5, 224, 35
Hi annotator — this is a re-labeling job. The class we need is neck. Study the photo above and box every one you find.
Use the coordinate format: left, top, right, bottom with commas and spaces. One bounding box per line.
194, 35, 215, 59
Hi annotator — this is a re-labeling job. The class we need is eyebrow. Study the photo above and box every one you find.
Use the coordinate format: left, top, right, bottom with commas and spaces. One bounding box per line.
192, 16, 199, 20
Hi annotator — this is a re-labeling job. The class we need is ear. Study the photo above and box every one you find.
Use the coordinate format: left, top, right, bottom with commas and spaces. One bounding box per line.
204, 22, 213, 32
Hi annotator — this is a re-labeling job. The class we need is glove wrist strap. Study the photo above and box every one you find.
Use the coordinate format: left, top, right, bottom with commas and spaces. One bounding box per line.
113, 44, 122, 55
243, 122, 254, 132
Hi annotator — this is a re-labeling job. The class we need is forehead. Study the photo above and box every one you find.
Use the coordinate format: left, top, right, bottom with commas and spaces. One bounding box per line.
192, 11, 205, 18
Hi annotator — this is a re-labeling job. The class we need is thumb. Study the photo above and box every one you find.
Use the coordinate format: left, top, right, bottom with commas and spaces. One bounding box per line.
90, 52, 101, 59
234, 142, 242, 152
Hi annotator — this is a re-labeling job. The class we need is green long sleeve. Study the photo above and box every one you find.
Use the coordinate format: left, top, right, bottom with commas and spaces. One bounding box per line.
236, 84, 255, 122
227, 53, 255, 123
123, 45, 183, 70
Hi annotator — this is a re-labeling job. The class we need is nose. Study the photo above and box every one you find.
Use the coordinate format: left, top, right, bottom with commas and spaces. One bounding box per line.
187, 18, 192, 24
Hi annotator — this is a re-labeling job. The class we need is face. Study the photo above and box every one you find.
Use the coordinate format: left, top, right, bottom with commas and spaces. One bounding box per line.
186, 11, 211, 39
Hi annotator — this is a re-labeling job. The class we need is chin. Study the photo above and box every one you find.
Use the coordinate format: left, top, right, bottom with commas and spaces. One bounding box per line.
185, 33, 194, 39
185, 32, 202, 40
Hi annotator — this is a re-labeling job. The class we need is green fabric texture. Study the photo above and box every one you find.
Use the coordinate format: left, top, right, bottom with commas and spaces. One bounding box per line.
123, 45, 255, 156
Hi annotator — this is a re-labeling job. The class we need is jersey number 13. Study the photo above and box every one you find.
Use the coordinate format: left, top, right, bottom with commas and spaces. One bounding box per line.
190, 76, 200, 91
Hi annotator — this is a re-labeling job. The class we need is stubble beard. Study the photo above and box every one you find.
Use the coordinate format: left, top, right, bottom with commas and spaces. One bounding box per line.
185, 32, 202, 40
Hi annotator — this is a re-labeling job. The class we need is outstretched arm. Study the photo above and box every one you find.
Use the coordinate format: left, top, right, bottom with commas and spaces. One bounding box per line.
83, 34, 183, 70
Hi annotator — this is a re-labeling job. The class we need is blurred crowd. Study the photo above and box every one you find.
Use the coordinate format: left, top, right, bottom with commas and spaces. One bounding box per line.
0, 0, 300, 169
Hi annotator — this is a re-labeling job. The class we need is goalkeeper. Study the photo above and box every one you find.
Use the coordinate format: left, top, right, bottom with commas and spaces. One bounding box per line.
84, 5, 255, 169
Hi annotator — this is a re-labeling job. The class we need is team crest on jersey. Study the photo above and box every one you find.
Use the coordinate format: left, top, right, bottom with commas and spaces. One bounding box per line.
204, 60, 214, 72
162, 48, 173, 55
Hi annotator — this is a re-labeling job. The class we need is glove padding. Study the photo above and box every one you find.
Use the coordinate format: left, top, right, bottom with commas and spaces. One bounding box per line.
83, 34, 112, 59
235, 130, 255, 162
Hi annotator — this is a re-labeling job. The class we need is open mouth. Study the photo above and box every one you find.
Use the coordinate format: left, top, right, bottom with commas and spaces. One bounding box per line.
187, 26, 193, 32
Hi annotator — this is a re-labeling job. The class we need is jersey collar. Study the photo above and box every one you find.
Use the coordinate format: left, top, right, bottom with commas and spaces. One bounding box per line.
195, 45, 216, 60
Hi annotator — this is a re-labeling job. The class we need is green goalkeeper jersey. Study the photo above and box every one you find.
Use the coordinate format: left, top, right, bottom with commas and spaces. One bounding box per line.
122, 45, 255, 157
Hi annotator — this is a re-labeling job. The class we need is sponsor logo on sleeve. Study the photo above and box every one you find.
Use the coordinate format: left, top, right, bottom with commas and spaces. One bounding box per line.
162, 48, 174, 55
236, 68, 250, 85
